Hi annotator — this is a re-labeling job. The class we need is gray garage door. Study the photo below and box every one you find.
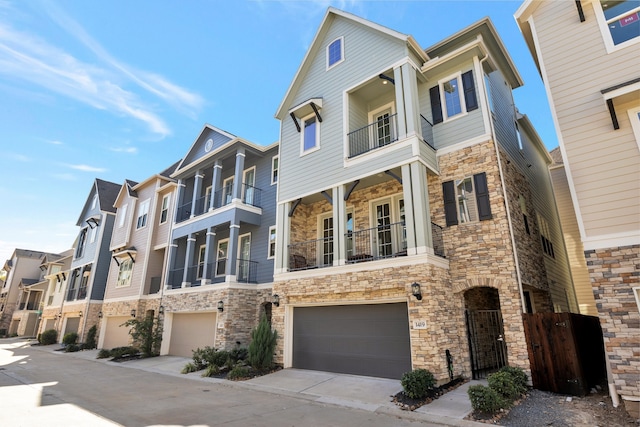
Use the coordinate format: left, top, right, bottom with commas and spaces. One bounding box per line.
293, 303, 411, 379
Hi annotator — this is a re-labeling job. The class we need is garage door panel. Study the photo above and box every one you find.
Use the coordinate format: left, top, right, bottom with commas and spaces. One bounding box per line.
293, 303, 411, 379
103, 316, 132, 349
169, 312, 216, 357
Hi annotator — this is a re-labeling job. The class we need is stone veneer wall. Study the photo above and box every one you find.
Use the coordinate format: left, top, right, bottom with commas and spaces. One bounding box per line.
162, 287, 272, 350
427, 140, 531, 373
585, 244, 639, 410
272, 262, 464, 382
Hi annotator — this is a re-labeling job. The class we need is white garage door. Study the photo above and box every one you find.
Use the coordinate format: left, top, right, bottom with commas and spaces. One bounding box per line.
102, 316, 132, 349
168, 312, 217, 357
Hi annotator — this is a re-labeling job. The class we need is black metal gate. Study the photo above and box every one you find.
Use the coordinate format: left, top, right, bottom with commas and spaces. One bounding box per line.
466, 309, 508, 379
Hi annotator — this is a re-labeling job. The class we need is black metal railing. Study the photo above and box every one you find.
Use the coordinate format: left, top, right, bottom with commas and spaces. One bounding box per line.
65, 287, 76, 301
18, 302, 25, 310
288, 237, 334, 271
431, 222, 445, 258
420, 115, 435, 150
176, 202, 192, 223
167, 268, 184, 289
241, 183, 262, 208
175, 182, 262, 224
348, 113, 398, 158
346, 221, 407, 263
26, 302, 37, 310
237, 259, 258, 283
77, 285, 87, 300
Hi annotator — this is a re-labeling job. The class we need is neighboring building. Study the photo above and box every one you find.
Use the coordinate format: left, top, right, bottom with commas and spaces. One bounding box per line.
515, 0, 640, 416
98, 162, 179, 350
160, 125, 278, 356
548, 148, 597, 316
0, 249, 59, 335
272, 8, 576, 382
60, 178, 120, 343
38, 249, 74, 338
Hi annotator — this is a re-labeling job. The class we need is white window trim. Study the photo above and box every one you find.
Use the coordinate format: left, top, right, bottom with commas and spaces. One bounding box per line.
326, 36, 345, 70
455, 176, 479, 224
438, 72, 468, 123
197, 244, 206, 279
118, 203, 128, 228
271, 155, 279, 185
222, 176, 234, 203
115, 258, 133, 288
160, 194, 170, 224
136, 199, 150, 230
627, 106, 640, 151
593, 1, 640, 53
237, 232, 252, 279
300, 113, 321, 156
267, 226, 276, 259
216, 238, 229, 277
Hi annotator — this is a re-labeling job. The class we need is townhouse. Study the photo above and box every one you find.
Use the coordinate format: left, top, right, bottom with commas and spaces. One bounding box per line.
98, 162, 179, 350
0, 249, 60, 336
38, 250, 73, 337
271, 8, 576, 381
158, 125, 278, 356
516, 0, 640, 415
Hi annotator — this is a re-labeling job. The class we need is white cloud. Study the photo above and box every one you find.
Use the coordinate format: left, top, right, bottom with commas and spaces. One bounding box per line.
8, 153, 30, 162
45, 139, 63, 145
109, 146, 138, 154
65, 164, 107, 173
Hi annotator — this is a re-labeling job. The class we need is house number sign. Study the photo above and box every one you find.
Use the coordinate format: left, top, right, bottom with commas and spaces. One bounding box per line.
413, 319, 427, 329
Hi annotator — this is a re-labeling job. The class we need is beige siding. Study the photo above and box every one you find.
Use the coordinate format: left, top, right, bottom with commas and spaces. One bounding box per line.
531, 1, 640, 242
111, 194, 134, 249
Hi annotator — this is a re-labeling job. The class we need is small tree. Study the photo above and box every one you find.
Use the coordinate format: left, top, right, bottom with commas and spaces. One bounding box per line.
248, 314, 277, 370
84, 325, 97, 349
121, 314, 162, 357
62, 332, 78, 346
40, 329, 58, 345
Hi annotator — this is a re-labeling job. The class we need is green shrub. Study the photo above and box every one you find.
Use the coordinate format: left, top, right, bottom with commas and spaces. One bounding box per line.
64, 344, 81, 353
488, 371, 519, 401
97, 349, 111, 359
109, 346, 139, 360
400, 369, 436, 399
40, 329, 58, 345
202, 364, 221, 377
468, 384, 505, 414
227, 365, 251, 380
84, 325, 97, 350
248, 315, 277, 370
230, 346, 248, 362
499, 366, 528, 395
62, 332, 78, 346
121, 315, 162, 358
181, 362, 199, 374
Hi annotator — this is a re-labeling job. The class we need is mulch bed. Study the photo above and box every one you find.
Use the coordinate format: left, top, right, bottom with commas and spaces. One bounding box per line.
392, 377, 468, 411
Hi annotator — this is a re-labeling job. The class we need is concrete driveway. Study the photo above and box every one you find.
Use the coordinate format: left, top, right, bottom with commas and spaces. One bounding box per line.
0, 338, 481, 426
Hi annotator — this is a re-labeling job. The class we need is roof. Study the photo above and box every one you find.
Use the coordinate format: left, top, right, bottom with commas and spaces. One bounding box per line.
549, 147, 563, 164
95, 178, 121, 214
159, 160, 181, 178
275, 7, 428, 119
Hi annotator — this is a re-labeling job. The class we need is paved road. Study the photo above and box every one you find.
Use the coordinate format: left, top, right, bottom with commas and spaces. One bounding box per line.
0, 339, 454, 427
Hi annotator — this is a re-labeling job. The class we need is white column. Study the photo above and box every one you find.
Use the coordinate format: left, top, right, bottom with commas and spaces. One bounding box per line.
274, 202, 290, 274
334, 185, 346, 266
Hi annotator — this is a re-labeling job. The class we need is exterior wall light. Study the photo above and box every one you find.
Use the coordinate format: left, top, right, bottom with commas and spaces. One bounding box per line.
273, 294, 280, 307
98, 311, 103, 318
158, 305, 165, 315
217, 300, 224, 312
78, 311, 83, 318
130, 309, 136, 318
411, 282, 422, 301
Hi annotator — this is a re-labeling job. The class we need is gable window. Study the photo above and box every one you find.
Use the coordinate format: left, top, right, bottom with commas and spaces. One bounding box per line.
116, 258, 133, 288
537, 213, 555, 259
301, 114, 320, 154
271, 155, 279, 185
160, 194, 170, 224
76, 228, 88, 258
268, 226, 276, 259
442, 172, 492, 226
326, 37, 344, 69
118, 203, 128, 228
89, 223, 98, 243
136, 199, 150, 229
91, 194, 98, 210
596, 0, 640, 48
430, 70, 478, 124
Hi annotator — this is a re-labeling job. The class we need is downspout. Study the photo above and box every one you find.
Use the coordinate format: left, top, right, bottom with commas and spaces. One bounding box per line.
478, 52, 528, 313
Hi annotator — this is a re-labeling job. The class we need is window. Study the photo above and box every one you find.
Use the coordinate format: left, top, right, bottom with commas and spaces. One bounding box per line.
301, 114, 319, 153
326, 37, 344, 69
116, 258, 133, 288
628, 106, 640, 150
197, 245, 206, 279
222, 176, 234, 205
537, 213, 555, 259
89, 224, 98, 243
136, 199, 150, 229
160, 195, 170, 224
237, 233, 251, 281
91, 194, 98, 210
75, 228, 88, 258
118, 204, 128, 228
268, 226, 276, 259
442, 172, 492, 226
516, 122, 524, 150
271, 156, 279, 185
430, 70, 478, 124
597, 1, 640, 48
216, 239, 228, 277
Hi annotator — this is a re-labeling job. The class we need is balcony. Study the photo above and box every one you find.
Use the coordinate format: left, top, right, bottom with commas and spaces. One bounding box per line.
66, 287, 77, 301
348, 114, 399, 158
148, 277, 162, 294
288, 222, 445, 272
176, 183, 262, 224
166, 258, 259, 289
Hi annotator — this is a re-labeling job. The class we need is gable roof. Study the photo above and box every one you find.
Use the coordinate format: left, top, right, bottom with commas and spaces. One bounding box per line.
75, 178, 121, 225
275, 7, 428, 119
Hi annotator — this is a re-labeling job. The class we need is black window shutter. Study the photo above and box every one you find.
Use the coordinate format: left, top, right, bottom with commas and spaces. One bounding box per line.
462, 70, 478, 112
473, 172, 492, 220
442, 180, 458, 226
430, 85, 443, 124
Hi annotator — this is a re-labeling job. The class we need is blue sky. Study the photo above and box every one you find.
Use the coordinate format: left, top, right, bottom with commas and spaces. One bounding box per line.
0, 0, 556, 263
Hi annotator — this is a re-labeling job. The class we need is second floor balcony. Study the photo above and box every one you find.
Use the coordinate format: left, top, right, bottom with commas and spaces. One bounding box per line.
176, 183, 262, 224
166, 257, 259, 289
